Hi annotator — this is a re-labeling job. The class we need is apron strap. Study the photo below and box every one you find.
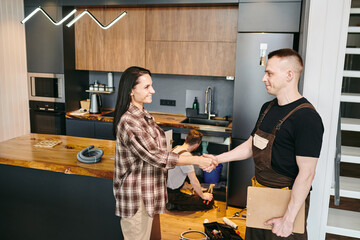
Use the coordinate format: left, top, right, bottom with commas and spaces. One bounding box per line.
272, 103, 315, 135
177, 149, 187, 155
255, 99, 277, 130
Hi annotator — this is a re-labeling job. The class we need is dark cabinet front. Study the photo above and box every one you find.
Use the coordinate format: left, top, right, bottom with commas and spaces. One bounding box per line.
66, 119, 95, 138
95, 121, 115, 140
66, 119, 114, 140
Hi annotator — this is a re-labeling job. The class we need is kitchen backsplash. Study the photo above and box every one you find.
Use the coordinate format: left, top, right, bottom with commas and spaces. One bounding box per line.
89, 72, 234, 117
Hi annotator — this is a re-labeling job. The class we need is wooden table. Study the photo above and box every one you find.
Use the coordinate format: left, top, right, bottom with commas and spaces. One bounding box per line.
0, 133, 116, 179
0, 133, 165, 240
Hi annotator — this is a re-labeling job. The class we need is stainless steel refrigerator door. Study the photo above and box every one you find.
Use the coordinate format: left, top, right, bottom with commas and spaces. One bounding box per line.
227, 138, 255, 208
232, 33, 294, 139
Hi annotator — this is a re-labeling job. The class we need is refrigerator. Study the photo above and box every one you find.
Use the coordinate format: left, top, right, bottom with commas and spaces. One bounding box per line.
227, 33, 295, 208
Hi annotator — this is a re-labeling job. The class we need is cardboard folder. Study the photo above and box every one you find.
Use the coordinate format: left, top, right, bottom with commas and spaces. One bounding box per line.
246, 186, 305, 234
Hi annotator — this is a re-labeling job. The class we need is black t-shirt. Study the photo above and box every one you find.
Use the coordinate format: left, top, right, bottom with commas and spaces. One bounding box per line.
251, 97, 324, 179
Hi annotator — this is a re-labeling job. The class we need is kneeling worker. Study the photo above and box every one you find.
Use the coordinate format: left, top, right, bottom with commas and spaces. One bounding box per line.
166, 130, 214, 211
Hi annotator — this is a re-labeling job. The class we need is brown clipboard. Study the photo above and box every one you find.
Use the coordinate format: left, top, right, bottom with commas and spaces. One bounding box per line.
246, 186, 305, 234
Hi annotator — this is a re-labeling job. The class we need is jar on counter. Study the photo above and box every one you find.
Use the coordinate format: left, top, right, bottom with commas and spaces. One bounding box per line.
106, 86, 115, 92
89, 84, 94, 91
98, 84, 105, 92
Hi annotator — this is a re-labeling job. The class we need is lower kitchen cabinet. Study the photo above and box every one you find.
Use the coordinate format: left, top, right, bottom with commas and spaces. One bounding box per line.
66, 118, 95, 138
95, 121, 115, 140
66, 119, 115, 140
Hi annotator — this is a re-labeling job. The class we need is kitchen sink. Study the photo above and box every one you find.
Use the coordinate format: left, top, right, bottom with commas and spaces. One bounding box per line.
181, 117, 230, 127
102, 111, 114, 117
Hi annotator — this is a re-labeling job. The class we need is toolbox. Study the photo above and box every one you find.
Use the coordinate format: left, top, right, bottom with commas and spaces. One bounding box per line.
203, 222, 243, 240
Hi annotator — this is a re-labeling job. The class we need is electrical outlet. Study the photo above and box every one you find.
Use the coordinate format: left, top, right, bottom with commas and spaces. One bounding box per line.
160, 99, 176, 106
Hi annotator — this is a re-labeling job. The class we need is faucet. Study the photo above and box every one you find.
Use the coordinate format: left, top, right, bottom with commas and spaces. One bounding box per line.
205, 86, 216, 120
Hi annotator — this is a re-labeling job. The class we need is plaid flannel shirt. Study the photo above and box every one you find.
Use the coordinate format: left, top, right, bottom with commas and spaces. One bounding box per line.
113, 104, 178, 218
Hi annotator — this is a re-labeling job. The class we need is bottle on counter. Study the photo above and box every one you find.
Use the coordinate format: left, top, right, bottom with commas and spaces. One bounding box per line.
192, 97, 199, 110
93, 81, 99, 91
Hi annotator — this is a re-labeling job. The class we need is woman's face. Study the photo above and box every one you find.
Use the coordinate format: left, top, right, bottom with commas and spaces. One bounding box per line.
130, 74, 155, 108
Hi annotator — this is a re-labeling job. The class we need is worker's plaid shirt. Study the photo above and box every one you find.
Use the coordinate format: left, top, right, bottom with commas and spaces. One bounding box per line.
113, 104, 178, 218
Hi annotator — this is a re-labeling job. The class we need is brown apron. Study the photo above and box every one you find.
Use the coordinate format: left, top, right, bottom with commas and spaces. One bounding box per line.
245, 100, 314, 240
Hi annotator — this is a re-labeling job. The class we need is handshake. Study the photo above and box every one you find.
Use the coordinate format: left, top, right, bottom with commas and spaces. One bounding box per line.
198, 154, 218, 173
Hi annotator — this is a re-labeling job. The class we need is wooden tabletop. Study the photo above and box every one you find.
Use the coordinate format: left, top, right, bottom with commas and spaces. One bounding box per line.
0, 134, 115, 179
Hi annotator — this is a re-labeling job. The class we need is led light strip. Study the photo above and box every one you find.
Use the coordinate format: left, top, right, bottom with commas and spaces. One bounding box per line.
21, 7, 77, 25
66, 10, 127, 29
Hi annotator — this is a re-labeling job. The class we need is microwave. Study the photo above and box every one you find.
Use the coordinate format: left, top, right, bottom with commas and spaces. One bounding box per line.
28, 72, 65, 103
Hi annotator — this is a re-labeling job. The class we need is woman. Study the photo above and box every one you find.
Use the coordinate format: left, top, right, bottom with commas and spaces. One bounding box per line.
112, 66, 215, 240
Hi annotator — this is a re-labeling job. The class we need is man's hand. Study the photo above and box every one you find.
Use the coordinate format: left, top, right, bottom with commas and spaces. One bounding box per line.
203, 154, 218, 168
201, 193, 213, 201
264, 217, 294, 237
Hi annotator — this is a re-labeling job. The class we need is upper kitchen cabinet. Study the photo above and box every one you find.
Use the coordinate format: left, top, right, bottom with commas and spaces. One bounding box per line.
25, 5, 64, 74
237, 1, 301, 32
145, 6, 238, 77
146, 41, 235, 77
74, 6, 237, 76
145, 7, 237, 42
75, 7, 146, 72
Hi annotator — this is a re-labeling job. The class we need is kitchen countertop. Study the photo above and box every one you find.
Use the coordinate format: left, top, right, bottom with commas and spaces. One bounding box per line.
0, 134, 115, 179
66, 109, 232, 135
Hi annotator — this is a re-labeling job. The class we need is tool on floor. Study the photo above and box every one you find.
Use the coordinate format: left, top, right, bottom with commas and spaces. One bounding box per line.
228, 209, 246, 220
203, 184, 215, 205
223, 217, 238, 230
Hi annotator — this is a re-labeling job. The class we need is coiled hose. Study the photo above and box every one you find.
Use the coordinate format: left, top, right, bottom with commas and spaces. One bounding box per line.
77, 145, 104, 163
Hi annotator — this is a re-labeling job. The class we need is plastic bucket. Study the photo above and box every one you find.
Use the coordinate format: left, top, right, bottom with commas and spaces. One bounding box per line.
203, 163, 223, 184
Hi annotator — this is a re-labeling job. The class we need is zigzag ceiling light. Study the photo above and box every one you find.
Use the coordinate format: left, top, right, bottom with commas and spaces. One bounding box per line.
21, 7, 77, 25
66, 10, 127, 30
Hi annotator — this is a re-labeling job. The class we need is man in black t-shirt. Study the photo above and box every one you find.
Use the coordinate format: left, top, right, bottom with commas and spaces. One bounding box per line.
208, 48, 324, 239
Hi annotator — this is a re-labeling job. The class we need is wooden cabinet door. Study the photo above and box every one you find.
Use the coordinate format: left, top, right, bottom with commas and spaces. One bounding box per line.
146, 41, 236, 77
103, 8, 146, 72
146, 6, 237, 42
145, 6, 238, 76
75, 8, 105, 71
75, 7, 146, 72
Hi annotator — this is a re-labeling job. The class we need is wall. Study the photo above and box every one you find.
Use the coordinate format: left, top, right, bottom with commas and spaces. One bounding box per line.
89, 71, 234, 117
0, 0, 30, 142
301, 0, 351, 239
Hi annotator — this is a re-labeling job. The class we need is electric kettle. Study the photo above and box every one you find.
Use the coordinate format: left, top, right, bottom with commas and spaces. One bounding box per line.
89, 93, 102, 114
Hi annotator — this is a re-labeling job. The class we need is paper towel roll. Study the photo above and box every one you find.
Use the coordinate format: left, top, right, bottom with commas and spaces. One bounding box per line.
107, 72, 113, 87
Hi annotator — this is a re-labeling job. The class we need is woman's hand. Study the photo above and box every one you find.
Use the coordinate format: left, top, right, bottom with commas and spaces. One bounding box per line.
199, 154, 218, 172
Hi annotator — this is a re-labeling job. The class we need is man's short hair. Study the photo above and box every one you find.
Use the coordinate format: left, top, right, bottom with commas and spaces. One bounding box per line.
185, 130, 203, 146
268, 48, 304, 69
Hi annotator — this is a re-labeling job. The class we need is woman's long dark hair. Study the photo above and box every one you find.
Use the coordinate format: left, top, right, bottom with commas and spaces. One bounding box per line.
113, 66, 151, 137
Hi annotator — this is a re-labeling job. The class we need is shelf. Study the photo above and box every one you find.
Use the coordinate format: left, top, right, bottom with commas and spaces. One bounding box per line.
340, 93, 360, 103
341, 118, 360, 132
341, 146, 360, 164
330, 176, 360, 199
348, 26, 360, 33
326, 208, 360, 238
343, 70, 360, 78
346, 48, 360, 55
86, 90, 115, 94
350, 8, 360, 14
